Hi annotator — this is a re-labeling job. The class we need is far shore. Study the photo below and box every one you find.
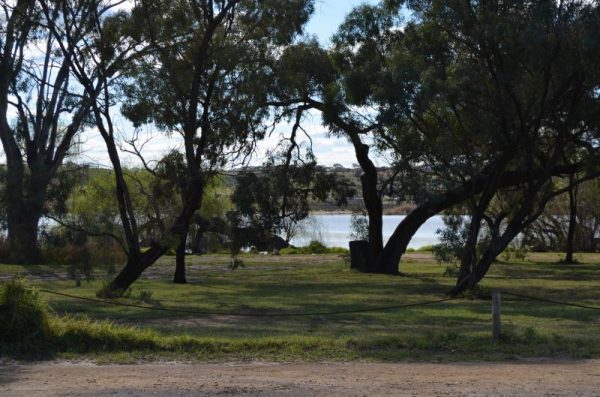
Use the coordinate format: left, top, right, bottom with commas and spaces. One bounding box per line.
310, 205, 416, 216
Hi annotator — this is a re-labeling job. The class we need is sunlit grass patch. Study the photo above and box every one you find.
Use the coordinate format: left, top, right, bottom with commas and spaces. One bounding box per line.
1, 253, 599, 362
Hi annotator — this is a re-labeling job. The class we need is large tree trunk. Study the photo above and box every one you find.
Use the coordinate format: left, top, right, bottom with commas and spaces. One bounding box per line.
7, 207, 42, 264
307, 100, 386, 273
173, 229, 188, 284
376, 202, 441, 274
5, 165, 47, 264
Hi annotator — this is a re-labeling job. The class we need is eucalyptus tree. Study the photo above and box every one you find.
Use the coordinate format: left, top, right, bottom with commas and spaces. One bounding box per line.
46, 0, 314, 290
271, 30, 403, 272
102, 0, 315, 289
394, 0, 600, 293
276, 0, 600, 280
0, 0, 93, 263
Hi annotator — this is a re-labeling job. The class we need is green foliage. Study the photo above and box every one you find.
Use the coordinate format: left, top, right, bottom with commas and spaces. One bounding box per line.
524, 178, 600, 253
136, 290, 154, 304
350, 210, 369, 241
502, 243, 529, 262
433, 215, 468, 265
280, 241, 348, 255
230, 158, 354, 250
0, 278, 50, 351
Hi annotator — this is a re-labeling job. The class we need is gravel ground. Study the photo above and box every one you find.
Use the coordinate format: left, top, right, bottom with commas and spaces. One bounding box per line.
1, 360, 599, 396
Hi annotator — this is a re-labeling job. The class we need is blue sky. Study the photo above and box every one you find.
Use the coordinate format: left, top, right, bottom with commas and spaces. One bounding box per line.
306, 0, 379, 45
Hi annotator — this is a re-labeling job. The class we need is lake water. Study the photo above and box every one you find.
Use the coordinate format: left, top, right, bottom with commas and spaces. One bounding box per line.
290, 214, 445, 249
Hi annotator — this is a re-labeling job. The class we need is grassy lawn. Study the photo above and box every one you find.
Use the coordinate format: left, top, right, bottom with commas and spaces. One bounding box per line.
1, 252, 599, 362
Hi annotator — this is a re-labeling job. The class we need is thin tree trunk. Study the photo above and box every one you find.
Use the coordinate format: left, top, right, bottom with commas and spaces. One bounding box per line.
564, 178, 578, 264
455, 208, 485, 289
347, 133, 384, 272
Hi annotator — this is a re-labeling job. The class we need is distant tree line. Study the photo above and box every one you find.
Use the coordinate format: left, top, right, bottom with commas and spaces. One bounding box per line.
0, 0, 599, 296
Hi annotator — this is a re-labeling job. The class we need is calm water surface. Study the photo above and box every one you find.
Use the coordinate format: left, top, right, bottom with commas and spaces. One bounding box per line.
290, 214, 444, 249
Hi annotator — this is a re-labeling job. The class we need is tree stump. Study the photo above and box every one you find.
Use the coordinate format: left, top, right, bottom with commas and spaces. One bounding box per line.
349, 240, 370, 272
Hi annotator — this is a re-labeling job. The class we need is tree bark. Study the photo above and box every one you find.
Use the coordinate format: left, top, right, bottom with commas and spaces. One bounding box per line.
347, 132, 384, 272
110, 244, 168, 293
173, 229, 188, 284
304, 98, 385, 272
564, 177, 578, 264
7, 208, 42, 264
4, 165, 48, 264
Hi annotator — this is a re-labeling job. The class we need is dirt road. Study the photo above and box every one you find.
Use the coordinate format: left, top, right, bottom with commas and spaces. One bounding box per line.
1, 360, 599, 396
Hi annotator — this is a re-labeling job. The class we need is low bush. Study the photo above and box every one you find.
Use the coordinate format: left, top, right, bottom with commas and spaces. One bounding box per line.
0, 277, 51, 351
42, 236, 126, 282
280, 240, 348, 255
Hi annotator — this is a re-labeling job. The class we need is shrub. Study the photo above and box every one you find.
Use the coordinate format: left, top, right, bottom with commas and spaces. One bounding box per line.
306, 240, 328, 254
42, 235, 126, 281
416, 245, 434, 252
350, 210, 369, 241
502, 241, 529, 262
86, 237, 126, 275
43, 243, 93, 283
0, 277, 51, 350
280, 241, 349, 255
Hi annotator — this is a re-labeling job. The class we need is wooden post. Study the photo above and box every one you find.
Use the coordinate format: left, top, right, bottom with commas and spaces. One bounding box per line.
492, 292, 502, 341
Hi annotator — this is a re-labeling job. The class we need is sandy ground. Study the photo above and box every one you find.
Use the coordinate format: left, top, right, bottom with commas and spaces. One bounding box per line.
1, 360, 599, 396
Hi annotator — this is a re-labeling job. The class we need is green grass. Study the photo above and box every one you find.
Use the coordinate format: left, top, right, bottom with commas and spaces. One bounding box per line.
1, 252, 599, 362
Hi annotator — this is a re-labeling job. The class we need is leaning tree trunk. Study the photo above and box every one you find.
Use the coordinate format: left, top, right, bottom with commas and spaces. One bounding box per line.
375, 162, 536, 274
110, 244, 169, 293
374, 182, 477, 274
376, 203, 440, 274
107, 184, 205, 293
